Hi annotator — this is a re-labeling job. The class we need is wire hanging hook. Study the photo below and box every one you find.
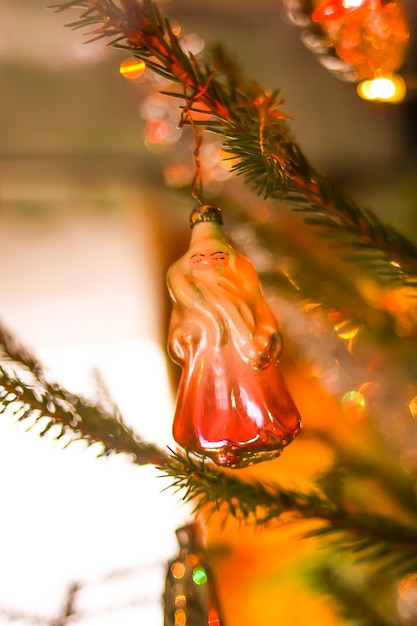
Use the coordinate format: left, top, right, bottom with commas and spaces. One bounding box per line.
179, 66, 217, 205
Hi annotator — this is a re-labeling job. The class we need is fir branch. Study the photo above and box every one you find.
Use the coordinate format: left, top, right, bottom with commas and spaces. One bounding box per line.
51, 0, 417, 288
314, 565, 401, 626
0, 324, 166, 466
2, 322, 417, 575
161, 450, 417, 573
311, 429, 417, 520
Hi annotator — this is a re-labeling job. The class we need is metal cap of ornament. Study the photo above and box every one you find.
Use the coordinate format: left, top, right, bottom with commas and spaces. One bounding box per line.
190, 204, 223, 229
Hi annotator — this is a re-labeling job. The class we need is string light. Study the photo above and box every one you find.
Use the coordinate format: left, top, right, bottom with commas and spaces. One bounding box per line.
171, 562, 186, 579
174, 608, 187, 625
341, 390, 366, 422
356, 74, 407, 103
119, 57, 146, 80
192, 566, 208, 586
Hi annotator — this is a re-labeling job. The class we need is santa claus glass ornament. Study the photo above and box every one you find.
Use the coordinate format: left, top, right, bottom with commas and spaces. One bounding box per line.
167, 204, 301, 468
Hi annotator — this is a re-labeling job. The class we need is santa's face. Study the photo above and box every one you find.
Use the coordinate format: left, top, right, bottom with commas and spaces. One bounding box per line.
189, 248, 230, 270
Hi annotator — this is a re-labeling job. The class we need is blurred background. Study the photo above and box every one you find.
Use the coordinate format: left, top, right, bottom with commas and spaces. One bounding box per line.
1, 0, 417, 624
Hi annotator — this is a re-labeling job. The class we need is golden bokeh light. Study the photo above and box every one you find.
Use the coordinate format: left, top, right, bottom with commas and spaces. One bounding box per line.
174, 608, 187, 625
398, 573, 417, 598
408, 396, 417, 420
171, 561, 186, 579
357, 74, 406, 103
341, 389, 366, 423
119, 57, 146, 80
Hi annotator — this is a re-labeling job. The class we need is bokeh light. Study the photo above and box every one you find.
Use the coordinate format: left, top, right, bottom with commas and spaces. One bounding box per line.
357, 74, 406, 103
164, 163, 194, 188
192, 566, 208, 586
119, 57, 146, 80
408, 395, 417, 420
341, 389, 366, 422
171, 562, 186, 579
398, 573, 417, 621
145, 118, 169, 144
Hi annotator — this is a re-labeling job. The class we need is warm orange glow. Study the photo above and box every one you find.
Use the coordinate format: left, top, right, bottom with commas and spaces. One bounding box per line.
341, 389, 366, 422
171, 561, 186, 579
119, 57, 146, 80
408, 396, 417, 420
399, 573, 417, 597
174, 608, 187, 625
175, 594, 187, 608
164, 163, 193, 187
334, 321, 360, 340
312, 0, 410, 80
171, 22, 182, 36
208, 608, 221, 625
357, 73, 406, 102
186, 554, 199, 567
145, 118, 169, 144
188, 101, 212, 122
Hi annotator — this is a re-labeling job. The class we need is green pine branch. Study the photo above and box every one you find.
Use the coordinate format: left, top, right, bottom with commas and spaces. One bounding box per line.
51, 0, 417, 289
1, 319, 417, 580
0, 324, 166, 466
314, 565, 401, 626
160, 449, 417, 577
0, 316, 417, 574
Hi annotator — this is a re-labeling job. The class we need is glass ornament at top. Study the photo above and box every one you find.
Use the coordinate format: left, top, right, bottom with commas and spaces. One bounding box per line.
163, 523, 225, 626
311, 0, 410, 80
167, 204, 301, 469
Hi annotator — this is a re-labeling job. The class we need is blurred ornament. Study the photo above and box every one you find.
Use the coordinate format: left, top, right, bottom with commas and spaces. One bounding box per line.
311, 0, 410, 81
163, 523, 225, 626
281, 0, 411, 100
312, 0, 378, 22
167, 204, 301, 468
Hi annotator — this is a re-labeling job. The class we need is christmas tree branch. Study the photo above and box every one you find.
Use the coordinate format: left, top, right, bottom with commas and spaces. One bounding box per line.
309, 429, 417, 519
0, 324, 166, 466
160, 449, 417, 575
2, 319, 417, 575
314, 566, 401, 626
51, 0, 417, 288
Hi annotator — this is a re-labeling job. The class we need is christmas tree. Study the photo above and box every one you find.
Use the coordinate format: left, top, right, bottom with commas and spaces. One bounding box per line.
1, 0, 417, 624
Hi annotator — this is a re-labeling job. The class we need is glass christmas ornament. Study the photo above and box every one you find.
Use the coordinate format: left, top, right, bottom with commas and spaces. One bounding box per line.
311, 0, 410, 80
167, 205, 301, 468
312, 0, 372, 22
163, 523, 225, 626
